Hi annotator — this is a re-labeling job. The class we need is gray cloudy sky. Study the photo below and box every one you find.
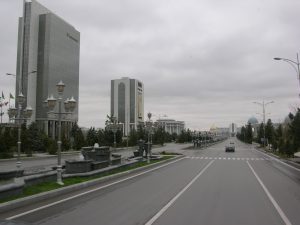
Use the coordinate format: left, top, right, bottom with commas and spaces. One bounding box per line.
1, 0, 300, 130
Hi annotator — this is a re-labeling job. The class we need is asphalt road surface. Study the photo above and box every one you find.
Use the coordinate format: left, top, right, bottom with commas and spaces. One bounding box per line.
1, 138, 300, 225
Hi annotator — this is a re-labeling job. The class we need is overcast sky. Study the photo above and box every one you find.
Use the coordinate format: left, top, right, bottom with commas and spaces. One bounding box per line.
1, 0, 300, 130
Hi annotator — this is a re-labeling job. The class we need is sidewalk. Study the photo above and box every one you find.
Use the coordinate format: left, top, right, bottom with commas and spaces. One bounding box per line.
254, 145, 300, 170
0, 143, 190, 174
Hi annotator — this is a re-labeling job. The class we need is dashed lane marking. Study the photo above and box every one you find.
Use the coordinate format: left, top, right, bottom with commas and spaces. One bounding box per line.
186, 156, 267, 161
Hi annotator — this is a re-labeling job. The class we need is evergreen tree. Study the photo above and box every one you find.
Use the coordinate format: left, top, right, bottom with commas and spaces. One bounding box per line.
62, 134, 71, 151
128, 129, 138, 146
86, 127, 98, 146
152, 127, 165, 146
97, 129, 105, 146
0, 126, 13, 158
27, 122, 46, 154
21, 123, 30, 156
257, 123, 264, 145
245, 123, 253, 144
177, 130, 184, 143
288, 109, 300, 154
71, 123, 85, 150
48, 138, 57, 155
265, 119, 275, 147
238, 126, 246, 142
137, 124, 146, 140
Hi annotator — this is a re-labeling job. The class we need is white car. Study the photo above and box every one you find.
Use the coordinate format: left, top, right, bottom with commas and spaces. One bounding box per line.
225, 142, 235, 152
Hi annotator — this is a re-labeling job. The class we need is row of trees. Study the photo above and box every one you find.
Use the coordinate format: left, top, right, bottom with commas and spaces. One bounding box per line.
0, 121, 194, 159
237, 109, 300, 157
236, 123, 253, 144
0, 122, 89, 158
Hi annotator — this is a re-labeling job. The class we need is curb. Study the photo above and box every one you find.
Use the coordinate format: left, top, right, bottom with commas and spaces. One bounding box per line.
254, 147, 300, 170
0, 155, 184, 214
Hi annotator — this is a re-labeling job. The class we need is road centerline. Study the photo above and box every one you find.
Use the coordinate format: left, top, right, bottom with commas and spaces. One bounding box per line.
247, 161, 292, 225
145, 160, 215, 225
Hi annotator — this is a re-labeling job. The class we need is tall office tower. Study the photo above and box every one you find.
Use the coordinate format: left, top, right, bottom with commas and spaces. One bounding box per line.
229, 123, 237, 136
16, 0, 80, 136
111, 77, 144, 136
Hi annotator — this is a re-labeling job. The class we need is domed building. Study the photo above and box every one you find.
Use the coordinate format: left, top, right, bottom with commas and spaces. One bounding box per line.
247, 116, 260, 138
248, 116, 259, 125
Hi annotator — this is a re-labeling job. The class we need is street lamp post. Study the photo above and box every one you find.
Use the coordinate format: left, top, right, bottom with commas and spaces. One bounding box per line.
8, 93, 33, 169
253, 100, 274, 148
46, 81, 76, 185
6, 70, 37, 170
274, 53, 300, 97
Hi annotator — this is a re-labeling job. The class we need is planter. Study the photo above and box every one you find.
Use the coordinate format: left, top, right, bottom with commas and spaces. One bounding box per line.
0, 170, 24, 180
65, 160, 92, 174
92, 161, 109, 170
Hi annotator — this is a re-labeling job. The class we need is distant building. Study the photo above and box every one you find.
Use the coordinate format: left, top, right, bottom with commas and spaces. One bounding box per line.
111, 77, 144, 136
210, 125, 230, 138
248, 116, 259, 125
16, 0, 80, 137
248, 116, 260, 138
229, 123, 237, 136
156, 119, 185, 135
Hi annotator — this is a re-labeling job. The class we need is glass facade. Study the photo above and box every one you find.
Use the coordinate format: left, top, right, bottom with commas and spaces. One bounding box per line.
16, 0, 80, 134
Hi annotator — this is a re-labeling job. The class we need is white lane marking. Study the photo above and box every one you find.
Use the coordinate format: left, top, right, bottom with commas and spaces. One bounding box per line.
247, 161, 292, 225
145, 160, 215, 225
254, 148, 300, 172
186, 157, 265, 161
6, 157, 186, 220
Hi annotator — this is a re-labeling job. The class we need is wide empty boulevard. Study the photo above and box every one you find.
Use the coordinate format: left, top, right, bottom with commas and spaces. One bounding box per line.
1, 138, 300, 225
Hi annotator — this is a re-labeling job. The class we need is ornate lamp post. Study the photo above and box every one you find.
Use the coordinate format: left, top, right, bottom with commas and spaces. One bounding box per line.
106, 116, 122, 164
274, 53, 300, 98
45, 81, 76, 185
145, 112, 153, 163
8, 93, 33, 169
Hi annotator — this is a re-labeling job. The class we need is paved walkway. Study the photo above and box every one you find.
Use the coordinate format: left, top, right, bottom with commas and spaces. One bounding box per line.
0, 143, 191, 174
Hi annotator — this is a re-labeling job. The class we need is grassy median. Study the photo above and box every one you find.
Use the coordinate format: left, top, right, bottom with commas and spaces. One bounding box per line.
0, 156, 174, 204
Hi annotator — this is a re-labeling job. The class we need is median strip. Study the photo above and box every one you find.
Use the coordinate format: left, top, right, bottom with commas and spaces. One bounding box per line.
4, 156, 185, 220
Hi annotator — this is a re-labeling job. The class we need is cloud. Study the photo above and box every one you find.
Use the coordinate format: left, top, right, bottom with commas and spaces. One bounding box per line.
0, 0, 299, 130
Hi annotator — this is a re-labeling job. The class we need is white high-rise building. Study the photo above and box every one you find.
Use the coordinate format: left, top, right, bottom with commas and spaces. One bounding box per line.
111, 77, 144, 135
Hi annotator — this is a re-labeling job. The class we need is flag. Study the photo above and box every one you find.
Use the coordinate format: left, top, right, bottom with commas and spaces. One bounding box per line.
1, 91, 4, 99
10, 93, 14, 99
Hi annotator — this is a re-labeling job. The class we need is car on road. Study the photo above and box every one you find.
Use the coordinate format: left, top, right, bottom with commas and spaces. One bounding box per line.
225, 142, 235, 152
